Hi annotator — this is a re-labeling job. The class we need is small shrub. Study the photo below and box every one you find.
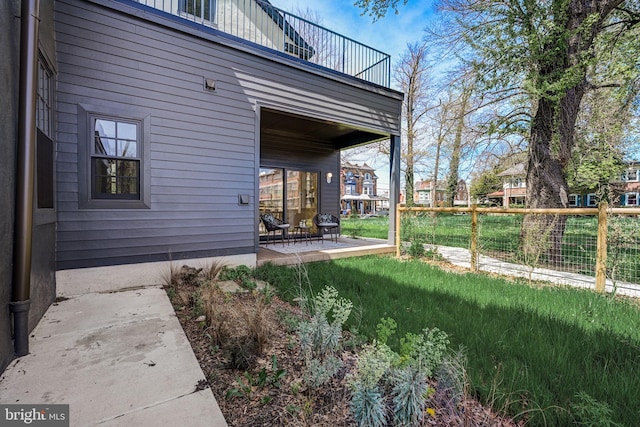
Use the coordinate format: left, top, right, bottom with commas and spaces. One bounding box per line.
348, 318, 451, 427
391, 366, 429, 427
399, 327, 450, 378
407, 239, 426, 258
350, 384, 387, 427
219, 265, 253, 282
297, 285, 352, 388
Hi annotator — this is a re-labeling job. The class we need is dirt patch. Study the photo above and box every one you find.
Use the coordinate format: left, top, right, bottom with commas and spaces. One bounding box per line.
166, 266, 521, 426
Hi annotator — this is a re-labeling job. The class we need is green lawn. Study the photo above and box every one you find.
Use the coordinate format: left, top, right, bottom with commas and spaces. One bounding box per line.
342, 214, 639, 284
255, 256, 640, 426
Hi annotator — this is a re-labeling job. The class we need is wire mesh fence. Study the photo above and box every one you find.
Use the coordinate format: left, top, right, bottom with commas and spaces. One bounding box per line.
397, 205, 640, 293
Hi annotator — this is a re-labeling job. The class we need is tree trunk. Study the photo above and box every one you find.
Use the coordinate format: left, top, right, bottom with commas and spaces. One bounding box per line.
446, 89, 469, 207
522, 0, 621, 265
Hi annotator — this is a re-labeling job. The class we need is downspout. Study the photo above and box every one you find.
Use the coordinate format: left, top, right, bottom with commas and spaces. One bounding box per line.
11, 0, 40, 357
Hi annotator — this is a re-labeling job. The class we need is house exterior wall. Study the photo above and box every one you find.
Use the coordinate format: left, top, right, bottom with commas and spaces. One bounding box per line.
1, 0, 58, 374
55, 0, 401, 269
0, 0, 20, 374
30, 0, 58, 338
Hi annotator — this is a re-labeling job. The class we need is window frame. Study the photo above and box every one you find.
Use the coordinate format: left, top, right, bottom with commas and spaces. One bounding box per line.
568, 194, 579, 207
625, 192, 638, 206
35, 55, 56, 225
179, 0, 217, 25
78, 104, 151, 209
586, 193, 598, 207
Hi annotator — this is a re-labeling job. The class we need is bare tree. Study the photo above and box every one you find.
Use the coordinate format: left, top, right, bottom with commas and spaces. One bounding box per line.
395, 41, 432, 205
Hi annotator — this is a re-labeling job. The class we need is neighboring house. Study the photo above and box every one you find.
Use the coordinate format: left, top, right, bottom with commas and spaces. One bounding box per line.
568, 161, 640, 207
1, 0, 403, 372
484, 161, 640, 208
619, 162, 640, 207
413, 179, 468, 206
340, 162, 388, 214
486, 163, 527, 207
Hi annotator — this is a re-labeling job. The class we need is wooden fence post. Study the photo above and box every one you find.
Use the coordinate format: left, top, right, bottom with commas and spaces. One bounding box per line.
595, 201, 608, 293
396, 206, 401, 258
470, 203, 478, 272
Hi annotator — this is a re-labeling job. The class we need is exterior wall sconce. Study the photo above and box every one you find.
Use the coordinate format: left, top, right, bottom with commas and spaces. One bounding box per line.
204, 78, 216, 91
326, 172, 333, 184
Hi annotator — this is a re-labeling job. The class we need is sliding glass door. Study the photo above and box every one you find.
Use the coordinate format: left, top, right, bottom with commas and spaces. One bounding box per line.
259, 168, 318, 237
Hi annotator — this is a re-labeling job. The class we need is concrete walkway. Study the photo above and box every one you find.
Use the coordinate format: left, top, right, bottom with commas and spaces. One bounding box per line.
430, 244, 640, 299
0, 270, 227, 426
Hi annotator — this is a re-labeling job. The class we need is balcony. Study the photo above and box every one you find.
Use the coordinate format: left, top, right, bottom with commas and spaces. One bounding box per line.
132, 0, 391, 87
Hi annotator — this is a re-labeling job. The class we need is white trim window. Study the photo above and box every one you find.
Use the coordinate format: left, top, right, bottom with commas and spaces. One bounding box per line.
586, 193, 598, 207
568, 194, 579, 207
625, 192, 638, 206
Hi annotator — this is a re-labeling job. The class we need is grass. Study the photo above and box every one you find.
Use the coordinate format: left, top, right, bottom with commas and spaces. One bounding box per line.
342, 214, 640, 284
255, 256, 640, 426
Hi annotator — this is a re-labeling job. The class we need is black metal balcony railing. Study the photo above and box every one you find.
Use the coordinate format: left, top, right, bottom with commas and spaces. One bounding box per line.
133, 0, 391, 87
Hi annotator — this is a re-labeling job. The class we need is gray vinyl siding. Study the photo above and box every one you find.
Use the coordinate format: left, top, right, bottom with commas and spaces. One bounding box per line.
55, 0, 401, 269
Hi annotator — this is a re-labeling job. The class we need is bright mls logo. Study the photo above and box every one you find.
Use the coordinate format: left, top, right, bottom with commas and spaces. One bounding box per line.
0, 405, 68, 426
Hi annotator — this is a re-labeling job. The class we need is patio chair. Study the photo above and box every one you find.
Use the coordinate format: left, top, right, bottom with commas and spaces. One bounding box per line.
313, 213, 340, 243
260, 213, 290, 246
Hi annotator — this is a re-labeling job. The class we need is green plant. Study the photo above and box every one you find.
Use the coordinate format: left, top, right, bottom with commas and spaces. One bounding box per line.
190, 289, 205, 318
219, 265, 253, 282
297, 286, 352, 388
225, 355, 287, 400
257, 256, 640, 426
606, 214, 635, 296
349, 221, 364, 239
391, 366, 429, 427
571, 391, 622, 427
350, 384, 387, 427
518, 215, 556, 284
399, 327, 450, 378
435, 347, 468, 414
407, 238, 426, 258
240, 277, 257, 291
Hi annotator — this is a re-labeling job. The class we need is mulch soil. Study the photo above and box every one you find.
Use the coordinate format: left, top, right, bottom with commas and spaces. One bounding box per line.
167, 266, 522, 426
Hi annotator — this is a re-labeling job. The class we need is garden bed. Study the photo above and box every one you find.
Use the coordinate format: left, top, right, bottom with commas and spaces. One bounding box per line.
165, 264, 519, 426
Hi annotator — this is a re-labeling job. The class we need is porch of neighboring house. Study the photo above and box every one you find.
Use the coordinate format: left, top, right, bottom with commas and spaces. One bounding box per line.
257, 236, 395, 266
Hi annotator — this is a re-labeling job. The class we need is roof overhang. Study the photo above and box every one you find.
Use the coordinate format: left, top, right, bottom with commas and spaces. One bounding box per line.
261, 108, 388, 150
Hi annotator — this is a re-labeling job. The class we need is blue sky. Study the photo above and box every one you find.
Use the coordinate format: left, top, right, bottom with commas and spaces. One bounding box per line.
270, 0, 437, 71
270, 1, 438, 191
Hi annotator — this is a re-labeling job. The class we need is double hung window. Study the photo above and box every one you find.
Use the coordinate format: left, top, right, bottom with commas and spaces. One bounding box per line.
78, 104, 150, 209
91, 118, 140, 200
